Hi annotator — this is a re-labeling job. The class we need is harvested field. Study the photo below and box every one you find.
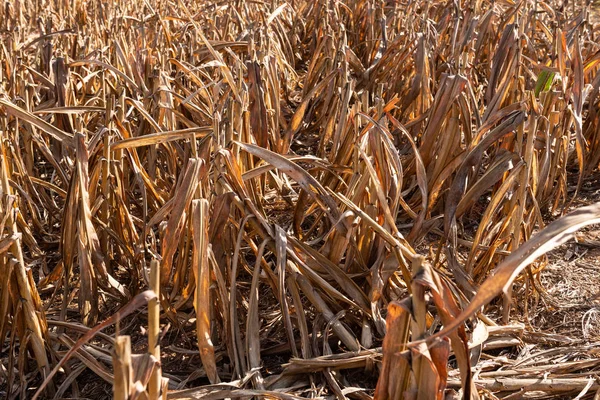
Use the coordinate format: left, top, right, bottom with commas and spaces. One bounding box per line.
1, 0, 600, 399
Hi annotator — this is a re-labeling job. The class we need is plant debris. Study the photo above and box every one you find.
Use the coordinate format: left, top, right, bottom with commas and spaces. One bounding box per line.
1, 0, 600, 399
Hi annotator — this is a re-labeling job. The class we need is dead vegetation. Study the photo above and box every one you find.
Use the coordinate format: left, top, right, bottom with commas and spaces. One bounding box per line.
1, 0, 600, 398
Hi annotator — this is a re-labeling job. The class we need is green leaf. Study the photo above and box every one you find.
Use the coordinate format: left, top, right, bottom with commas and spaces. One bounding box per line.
534, 70, 555, 96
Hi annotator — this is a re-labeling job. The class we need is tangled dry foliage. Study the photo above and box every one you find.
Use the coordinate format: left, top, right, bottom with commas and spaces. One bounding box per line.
2, 0, 600, 398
